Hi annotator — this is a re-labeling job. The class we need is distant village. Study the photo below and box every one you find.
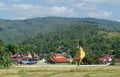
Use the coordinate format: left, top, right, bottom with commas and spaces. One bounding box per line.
12, 47, 114, 66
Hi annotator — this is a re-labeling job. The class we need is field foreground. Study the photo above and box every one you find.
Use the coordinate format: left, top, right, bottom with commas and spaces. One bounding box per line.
0, 65, 120, 77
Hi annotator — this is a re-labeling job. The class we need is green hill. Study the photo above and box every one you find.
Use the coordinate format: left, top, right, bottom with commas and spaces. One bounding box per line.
0, 17, 120, 43
22, 24, 120, 64
1, 17, 119, 64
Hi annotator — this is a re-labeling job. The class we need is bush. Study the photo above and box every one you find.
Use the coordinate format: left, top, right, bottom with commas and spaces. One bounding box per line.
0, 40, 12, 68
110, 58, 116, 65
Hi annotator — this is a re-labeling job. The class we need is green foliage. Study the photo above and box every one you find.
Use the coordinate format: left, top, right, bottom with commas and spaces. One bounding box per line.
0, 40, 12, 68
21, 24, 120, 64
0, 17, 120, 43
110, 58, 116, 65
0, 17, 120, 65
7, 44, 20, 54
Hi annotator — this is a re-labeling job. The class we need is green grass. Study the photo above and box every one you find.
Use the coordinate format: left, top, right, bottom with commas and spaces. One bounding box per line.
0, 66, 120, 77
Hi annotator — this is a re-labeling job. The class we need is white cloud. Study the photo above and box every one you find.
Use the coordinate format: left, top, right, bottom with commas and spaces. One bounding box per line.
75, 2, 112, 19
9, 0, 20, 2
51, 7, 66, 13
0, 1, 114, 19
13, 4, 40, 10
49, 7, 76, 17
79, 0, 106, 3
116, 20, 120, 22
0, 2, 5, 7
0, 3, 76, 19
12, 17, 26, 20
87, 11, 112, 19
76, 3, 97, 10
78, 0, 120, 5
48, 0, 57, 3
50, 7, 75, 16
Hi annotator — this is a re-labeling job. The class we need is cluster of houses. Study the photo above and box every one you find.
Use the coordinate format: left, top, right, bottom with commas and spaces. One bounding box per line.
12, 53, 39, 65
12, 52, 114, 65
12, 52, 69, 65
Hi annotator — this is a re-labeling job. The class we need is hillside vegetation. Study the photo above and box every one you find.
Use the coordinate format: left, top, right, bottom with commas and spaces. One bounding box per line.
0, 17, 120, 43
0, 17, 120, 67
21, 24, 120, 64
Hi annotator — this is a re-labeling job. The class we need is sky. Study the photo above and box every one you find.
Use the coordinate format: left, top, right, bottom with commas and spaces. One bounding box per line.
0, 0, 120, 21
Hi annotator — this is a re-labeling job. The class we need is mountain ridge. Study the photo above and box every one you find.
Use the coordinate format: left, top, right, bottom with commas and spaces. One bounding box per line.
0, 17, 120, 43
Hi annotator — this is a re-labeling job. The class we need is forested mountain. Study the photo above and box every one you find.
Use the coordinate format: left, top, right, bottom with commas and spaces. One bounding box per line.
21, 24, 120, 64
0, 17, 120, 43
0, 17, 120, 66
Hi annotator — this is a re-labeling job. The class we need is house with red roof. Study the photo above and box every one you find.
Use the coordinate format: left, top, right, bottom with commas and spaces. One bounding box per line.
99, 55, 112, 64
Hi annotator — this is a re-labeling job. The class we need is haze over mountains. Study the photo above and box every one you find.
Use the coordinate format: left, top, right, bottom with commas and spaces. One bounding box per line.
0, 17, 120, 43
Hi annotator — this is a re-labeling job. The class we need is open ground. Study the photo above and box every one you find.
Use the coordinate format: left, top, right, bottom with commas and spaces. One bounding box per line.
0, 64, 120, 77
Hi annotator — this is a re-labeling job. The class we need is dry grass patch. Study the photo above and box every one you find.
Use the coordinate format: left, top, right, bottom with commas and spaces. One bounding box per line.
0, 66, 120, 77
90, 73, 120, 77
51, 72, 88, 77
0, 69, 19, 74
26, 72, 54, 77
0, 75, 20, 77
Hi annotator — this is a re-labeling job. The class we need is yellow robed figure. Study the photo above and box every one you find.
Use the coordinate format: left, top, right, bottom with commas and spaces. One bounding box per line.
75, 46, 85, 65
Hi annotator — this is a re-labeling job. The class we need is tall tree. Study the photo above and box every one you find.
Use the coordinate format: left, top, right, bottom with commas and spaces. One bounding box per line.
0, 40, 12, 68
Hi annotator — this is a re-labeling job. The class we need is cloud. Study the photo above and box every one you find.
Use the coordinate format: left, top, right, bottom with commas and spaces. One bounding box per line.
0, 1, 114, 19
116, 20, 120, 22
12, 17, 26, 20
48, 0, 57, 3
78, 0, 120, 5
13, 4, 38, 10
0, 2, 5, 7
0, 3, 76, 19
9, 0, 20, 2
76, 3, 97, 10
50, 6, 75, 15
75, 2, 112, 19
87, 11, 112, 19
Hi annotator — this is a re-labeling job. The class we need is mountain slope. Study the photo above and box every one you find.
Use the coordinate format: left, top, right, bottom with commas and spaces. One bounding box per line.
22, 24, 120, 62
0, 17, 120, 43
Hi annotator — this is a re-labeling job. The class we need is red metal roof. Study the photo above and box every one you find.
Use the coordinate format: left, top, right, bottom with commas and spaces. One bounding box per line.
99, 55, 112, 62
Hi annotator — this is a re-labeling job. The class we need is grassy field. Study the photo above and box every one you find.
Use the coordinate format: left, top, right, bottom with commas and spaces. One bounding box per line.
0, 65, 120, 77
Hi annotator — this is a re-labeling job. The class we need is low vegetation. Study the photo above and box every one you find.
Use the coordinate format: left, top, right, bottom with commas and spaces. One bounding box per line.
0, 66, 120, 77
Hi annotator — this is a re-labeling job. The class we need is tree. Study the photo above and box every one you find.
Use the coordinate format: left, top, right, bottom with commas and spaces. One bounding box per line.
0, 40, 12, 68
